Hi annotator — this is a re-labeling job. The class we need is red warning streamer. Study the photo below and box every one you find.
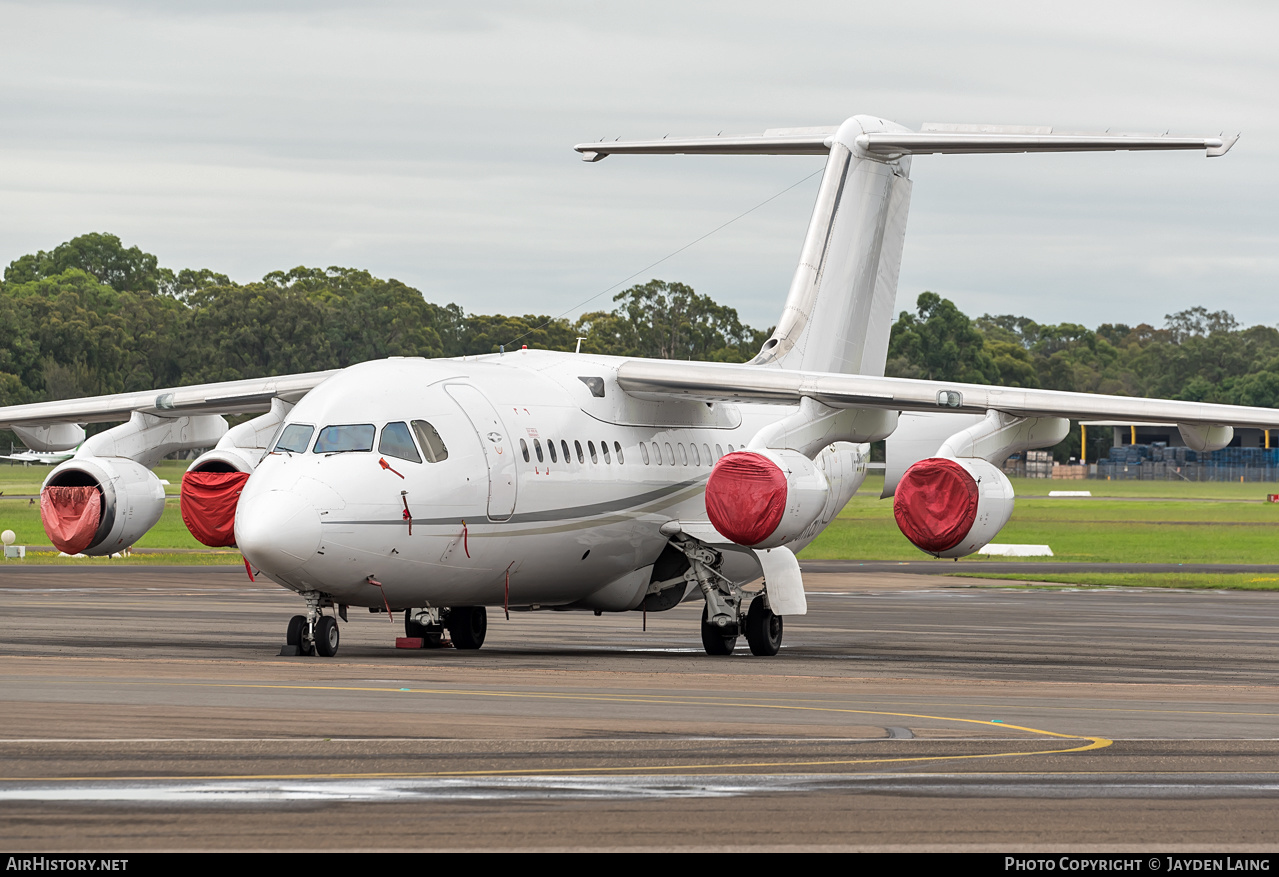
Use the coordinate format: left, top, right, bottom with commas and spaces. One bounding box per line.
401, 493, 413, 536
366, 576, 395, 623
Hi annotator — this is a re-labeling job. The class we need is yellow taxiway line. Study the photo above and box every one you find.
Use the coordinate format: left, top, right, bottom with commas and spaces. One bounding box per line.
0, 680, 1111, 782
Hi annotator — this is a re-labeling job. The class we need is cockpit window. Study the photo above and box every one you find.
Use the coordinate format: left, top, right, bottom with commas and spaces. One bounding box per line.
379, 422, 422, 463
411, 420, 449, 463
274, 423, 315, 454
314, 424, 375, 453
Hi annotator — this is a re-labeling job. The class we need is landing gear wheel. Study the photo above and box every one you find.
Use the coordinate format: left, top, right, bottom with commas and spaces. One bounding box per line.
447, 606, 487, 650
700, 605, 738, 656
406, 614, 446, 649
405, 614, 424, 638
314, 615, 340, 657
744, 595, 783, 656
286, 614, 314, 656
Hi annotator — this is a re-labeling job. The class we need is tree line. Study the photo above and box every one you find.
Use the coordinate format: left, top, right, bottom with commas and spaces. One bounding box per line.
0, 233, 764, 409
3, 233, 1276, 464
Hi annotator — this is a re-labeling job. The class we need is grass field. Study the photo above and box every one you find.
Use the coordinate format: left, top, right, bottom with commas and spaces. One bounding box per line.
3, 463, 1278, 586
950, 573, 1279, 591
0, 459, 241, 565
798, 474, 1279, 589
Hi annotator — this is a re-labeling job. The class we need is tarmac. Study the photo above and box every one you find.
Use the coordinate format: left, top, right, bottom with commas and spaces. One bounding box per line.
1, 564, 1277, 851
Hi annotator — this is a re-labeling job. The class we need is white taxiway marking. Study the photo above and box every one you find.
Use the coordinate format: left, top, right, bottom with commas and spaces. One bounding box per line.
4, 774, 1279, 805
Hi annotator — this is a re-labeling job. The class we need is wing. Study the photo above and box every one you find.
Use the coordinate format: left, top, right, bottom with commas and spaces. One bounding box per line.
615, 359, 1279, 430
0, 370, 338, 450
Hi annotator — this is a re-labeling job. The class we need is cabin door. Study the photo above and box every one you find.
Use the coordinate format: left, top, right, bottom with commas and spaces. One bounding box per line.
445, 384, 517, 522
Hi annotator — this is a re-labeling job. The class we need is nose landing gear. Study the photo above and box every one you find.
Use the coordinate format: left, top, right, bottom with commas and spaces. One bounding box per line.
279, 591, 341, 658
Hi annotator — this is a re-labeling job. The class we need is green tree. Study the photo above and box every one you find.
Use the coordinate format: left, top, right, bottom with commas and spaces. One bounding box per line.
887, 292, 995, 382
576, 279, 765, 362
4, 233, 166, 295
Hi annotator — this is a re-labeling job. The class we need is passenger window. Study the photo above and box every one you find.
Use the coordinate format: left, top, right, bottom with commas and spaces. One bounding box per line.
520, 439, 530, 462
379, 422, 422, 463
715, 443, 723, 460
548, 440, 558, 463
640, 443, 650, 465
677, 443, 688, 466
614, 441, 624, 464
664, 442, 675, 466
275, 424, 315, 454
561, 440, 571, 464
652, 442, 662, 465
575, 440, 585, 464
534, 439, 544, 463
411, 420, 449, 463
703, 443, 712, 464
727, 444, 735, 453
690, 443, 701, 466
588, 441, 598, 464
314, 424, 375, 453
601, 441, 611, 464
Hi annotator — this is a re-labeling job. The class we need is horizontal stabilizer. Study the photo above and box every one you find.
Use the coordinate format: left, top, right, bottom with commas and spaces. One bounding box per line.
858, 131, 1236, 158
576, 132, 830, 161
577, 123, 1236, 161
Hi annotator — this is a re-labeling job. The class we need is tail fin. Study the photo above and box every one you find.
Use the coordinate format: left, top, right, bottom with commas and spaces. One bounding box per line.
577, 119, 1235, 376
752, 116, 913, 376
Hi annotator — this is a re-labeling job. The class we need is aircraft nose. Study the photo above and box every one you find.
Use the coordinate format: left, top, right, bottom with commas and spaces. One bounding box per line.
235, 489, 322, 575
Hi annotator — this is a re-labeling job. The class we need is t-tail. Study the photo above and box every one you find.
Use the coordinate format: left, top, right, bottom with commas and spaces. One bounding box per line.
576, 117, 1236, 376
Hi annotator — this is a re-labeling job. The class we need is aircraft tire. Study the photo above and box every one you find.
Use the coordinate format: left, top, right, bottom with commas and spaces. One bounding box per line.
406, 613, 446, 648
286, 614, 314, 655
700, 605, 737, 656
448, 606, 487, 650
744, 595, 782, 656
314, 615, 340, 657
405, 614, 425, 638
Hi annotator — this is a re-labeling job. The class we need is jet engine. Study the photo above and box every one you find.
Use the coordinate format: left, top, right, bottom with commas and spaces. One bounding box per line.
892, 456, 1014, 558
40, 457, 166, 556
704, 449, 829, 549
180, 400, 291, 547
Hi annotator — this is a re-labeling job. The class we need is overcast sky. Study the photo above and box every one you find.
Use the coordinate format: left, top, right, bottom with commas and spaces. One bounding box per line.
1, 0, 1275, 334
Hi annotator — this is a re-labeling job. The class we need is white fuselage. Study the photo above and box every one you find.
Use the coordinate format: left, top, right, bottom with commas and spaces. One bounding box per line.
234, 349, 868, 612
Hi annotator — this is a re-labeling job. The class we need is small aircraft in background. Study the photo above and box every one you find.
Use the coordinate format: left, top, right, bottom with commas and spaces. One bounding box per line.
0, 447, 76, 465
0, 115, 1261, 660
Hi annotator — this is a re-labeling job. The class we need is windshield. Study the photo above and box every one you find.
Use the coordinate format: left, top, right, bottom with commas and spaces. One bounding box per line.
274, 424, 315, 454
313, 424, 375, 453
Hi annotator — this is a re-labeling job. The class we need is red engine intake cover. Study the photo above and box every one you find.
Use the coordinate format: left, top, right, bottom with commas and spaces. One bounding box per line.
40, 485, 102, 555
892, 457, 980, 553
705, 451, 788, 546
180, 471, 251, 547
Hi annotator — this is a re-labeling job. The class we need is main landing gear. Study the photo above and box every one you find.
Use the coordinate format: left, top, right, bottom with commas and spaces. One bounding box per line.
669, 535, 786, 657
405, 608, 447, 648
699, 594, 783, 656
401, 606, 487, 650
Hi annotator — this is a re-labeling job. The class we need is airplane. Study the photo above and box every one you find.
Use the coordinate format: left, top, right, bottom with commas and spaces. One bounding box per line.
0, 448, 75, 465
0, 115, 1267, 660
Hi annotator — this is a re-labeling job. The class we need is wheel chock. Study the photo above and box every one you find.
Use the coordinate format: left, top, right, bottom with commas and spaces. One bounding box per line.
396, 636, 425, 649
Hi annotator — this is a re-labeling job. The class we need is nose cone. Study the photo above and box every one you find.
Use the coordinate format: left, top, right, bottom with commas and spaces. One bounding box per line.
236, 489, 322, 575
